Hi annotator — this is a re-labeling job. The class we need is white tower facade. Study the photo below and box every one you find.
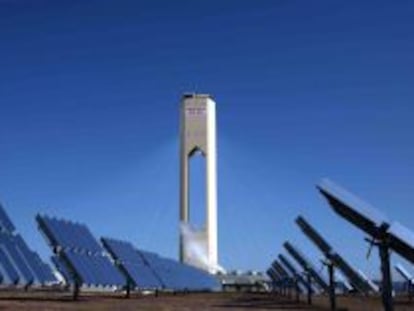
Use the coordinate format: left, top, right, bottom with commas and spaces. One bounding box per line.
179, 93, 218, 273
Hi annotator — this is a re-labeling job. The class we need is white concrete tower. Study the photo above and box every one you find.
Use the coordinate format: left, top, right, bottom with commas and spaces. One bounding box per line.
179, 93, 218, 273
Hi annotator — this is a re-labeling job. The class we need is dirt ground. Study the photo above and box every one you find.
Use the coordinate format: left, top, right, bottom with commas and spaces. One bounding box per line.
0, 291, 413, 311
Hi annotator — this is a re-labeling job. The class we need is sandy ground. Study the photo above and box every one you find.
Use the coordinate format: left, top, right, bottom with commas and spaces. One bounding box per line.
0, 291, 413, 311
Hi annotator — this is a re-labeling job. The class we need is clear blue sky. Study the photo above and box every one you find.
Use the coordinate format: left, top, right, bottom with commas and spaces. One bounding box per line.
1, 1, 414, 279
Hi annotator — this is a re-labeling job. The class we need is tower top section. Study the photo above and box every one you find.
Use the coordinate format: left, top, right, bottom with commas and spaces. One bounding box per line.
182, 93, 213, 101
180, 94, 216, 156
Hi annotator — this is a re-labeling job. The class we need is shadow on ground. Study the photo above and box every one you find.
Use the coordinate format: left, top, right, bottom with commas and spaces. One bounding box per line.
214, 295, 328, 310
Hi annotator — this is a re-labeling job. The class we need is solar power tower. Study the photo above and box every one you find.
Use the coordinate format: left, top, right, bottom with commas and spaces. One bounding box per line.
36, 215, 125, 299
295, 216, 375, 311
317, 178, 414, 311
179, 94, 218, 273
0, 204, 56, 287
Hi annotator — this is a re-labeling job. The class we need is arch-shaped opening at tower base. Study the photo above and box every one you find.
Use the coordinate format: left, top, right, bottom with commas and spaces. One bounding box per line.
189, 153, 207, 230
